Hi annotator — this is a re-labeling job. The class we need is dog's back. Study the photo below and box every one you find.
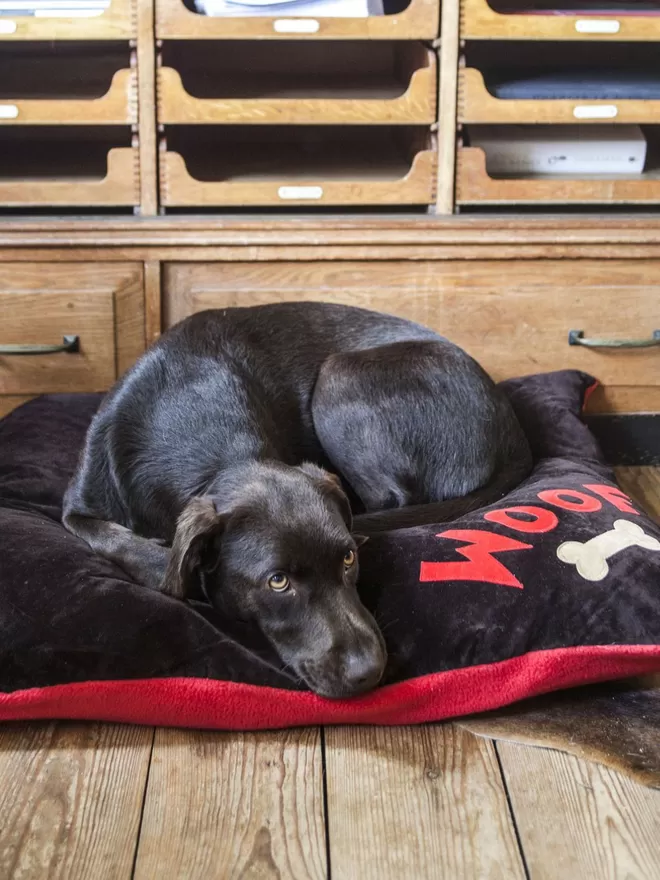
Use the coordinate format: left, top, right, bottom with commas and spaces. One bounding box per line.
64, 302, 531, 540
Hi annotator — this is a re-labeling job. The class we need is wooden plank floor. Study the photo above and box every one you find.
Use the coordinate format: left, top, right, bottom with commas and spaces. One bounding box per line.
1, 467, 659, 880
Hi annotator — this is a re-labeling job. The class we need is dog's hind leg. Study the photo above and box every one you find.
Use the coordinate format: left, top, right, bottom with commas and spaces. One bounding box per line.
311, 340, 501, 513
62, 512, 169, 591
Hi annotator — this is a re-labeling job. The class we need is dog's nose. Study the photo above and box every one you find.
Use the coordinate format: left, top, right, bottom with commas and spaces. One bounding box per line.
344, 651, 385, 694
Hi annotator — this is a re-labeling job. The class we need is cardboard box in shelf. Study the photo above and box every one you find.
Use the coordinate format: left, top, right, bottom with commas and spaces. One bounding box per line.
156, 0, 439, 40
468, 124, 648, 175
461, 0, 660, 40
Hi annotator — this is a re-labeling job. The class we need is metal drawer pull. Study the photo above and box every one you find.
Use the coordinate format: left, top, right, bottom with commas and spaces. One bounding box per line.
0, 335, 80, 356
568, 329, 660, 349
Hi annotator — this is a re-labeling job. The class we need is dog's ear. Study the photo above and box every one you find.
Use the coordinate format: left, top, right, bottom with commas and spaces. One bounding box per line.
353, 534, 369, 548
300, 462, 353, 530
161, 496, 227, 600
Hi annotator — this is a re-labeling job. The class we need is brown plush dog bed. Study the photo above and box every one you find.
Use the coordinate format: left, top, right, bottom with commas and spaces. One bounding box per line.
1, 369, 659, 729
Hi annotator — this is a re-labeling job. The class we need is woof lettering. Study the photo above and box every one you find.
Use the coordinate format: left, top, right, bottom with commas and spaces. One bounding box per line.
420, 483, 643, 589
419, 530, 532, 588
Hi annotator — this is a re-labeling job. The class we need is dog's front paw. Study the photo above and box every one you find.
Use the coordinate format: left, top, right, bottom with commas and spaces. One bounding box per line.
132, 540, 170, 592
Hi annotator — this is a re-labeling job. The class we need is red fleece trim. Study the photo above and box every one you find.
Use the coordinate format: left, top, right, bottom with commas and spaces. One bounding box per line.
1, 645, 659, 729
582, 379, 600, 412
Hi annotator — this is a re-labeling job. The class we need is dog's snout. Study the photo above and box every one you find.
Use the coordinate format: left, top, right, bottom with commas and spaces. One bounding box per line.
297, 623, 387, 699
344, 650, 385, 694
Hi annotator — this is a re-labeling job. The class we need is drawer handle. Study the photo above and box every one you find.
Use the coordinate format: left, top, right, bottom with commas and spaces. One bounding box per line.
0, 335, 80, 356
568, 329, 660, 349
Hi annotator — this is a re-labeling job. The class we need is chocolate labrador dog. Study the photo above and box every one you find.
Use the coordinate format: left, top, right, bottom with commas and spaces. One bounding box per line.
63, 302, 531, 698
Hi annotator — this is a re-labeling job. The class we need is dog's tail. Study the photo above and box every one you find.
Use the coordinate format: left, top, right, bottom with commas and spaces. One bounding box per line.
352, 451, 534, 536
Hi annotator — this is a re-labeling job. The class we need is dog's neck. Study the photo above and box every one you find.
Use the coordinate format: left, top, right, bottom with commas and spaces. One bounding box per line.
204, 458, 302, 505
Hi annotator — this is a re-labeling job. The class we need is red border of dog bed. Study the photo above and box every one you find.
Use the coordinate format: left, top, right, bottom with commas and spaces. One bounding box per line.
2, 645, 659, 729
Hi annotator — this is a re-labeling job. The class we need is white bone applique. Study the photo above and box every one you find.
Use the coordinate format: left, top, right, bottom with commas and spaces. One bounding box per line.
556, 519, 660, 581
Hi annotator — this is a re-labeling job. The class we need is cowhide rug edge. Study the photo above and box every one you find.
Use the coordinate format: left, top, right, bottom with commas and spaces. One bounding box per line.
456, 674, 660, 789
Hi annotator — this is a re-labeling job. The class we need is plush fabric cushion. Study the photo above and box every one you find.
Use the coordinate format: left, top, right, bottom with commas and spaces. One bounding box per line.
1, 370, 659, 729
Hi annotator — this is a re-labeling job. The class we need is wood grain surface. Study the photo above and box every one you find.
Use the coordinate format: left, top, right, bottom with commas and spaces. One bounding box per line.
133, 728, 327, 880
497, 741, 660, 880
324, 724, 525, 880
0, 722, 152, 880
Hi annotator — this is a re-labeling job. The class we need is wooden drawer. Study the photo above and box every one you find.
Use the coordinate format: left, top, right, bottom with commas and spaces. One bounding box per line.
156, 0, 439, 40
159, 128, 435, 208
0, 0, 135, 40
0, 69, 136, 126
0, 45, 136, 126
0, 263, 145, 399
456, 146, 660, 207
163, 260, 660, 413
458, 68, 660, 126
461, 0, 660, 41
158, 42, 436, 126
0, 135, 140, 209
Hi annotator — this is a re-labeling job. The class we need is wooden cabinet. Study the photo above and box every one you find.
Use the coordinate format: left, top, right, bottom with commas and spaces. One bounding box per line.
0, 262, 145, 417
163, 260, 660, 413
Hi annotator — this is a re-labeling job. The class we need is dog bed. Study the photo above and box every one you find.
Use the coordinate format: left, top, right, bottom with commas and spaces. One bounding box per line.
1, 369, 659, 729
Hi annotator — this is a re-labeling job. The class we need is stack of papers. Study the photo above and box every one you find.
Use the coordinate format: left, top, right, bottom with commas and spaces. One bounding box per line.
195, 0, 383, 18
0, 0, 108, 16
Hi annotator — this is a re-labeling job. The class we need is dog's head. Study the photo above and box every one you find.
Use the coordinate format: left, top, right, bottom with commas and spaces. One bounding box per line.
161, 461, 386, 699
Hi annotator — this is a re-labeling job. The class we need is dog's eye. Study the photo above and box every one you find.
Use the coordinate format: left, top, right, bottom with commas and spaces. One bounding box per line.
343, 550, 356, 568
267, 572, 290, 592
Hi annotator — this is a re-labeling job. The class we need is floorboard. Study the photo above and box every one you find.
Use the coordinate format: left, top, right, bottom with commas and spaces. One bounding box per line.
324, 723, 525, 880
615, 466, 660, 520
133, 727, 326, 880
498, 741, 660, 880
0, 721, 152, 880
